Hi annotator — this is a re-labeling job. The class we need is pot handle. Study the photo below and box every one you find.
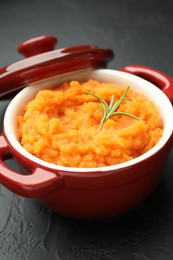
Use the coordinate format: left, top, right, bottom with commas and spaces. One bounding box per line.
0, 135, 62, 198
119, 64, 173, 103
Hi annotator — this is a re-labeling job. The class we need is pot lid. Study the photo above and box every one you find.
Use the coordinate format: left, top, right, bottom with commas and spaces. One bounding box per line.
0, 35, 114, 96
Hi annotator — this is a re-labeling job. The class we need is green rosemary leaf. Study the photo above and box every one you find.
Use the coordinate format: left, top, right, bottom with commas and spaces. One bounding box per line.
85, 87, 141, 130
110, 111, 141, 121
85, 91, 109, 113
124, 98, 133, 101
108, 86, 130, 117
97, 103, 104, 117
108, 95, 115, 110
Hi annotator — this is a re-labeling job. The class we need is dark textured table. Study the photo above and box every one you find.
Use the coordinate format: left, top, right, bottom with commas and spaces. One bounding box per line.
0, 0, 173, 259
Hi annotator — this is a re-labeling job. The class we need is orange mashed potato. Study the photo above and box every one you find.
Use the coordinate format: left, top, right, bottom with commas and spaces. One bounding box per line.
17, 80, 163, 168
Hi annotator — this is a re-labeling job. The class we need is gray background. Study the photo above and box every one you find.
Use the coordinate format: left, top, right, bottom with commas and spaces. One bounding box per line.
0, 0, 173, 259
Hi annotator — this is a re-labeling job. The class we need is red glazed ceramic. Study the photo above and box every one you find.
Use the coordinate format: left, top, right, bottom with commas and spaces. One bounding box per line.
0, 36, 173, 220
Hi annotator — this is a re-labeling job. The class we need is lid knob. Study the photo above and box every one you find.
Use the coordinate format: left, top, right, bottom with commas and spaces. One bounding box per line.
18, 35, 57, 57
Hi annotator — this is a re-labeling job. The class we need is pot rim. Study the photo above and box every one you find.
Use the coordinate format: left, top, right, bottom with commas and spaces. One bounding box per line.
3, 68, 173, 174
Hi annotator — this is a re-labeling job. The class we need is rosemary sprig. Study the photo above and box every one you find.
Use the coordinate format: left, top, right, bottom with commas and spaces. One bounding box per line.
85, 86, 141, 130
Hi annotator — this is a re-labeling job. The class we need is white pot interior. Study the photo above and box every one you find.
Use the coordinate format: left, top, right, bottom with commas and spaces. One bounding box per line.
4, 69, 173, 173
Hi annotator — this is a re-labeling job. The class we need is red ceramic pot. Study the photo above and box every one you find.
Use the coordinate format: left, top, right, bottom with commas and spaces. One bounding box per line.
0, 36, 172, 220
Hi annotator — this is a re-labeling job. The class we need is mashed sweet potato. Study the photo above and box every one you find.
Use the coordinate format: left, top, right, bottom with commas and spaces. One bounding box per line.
17, 79, 163, 168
